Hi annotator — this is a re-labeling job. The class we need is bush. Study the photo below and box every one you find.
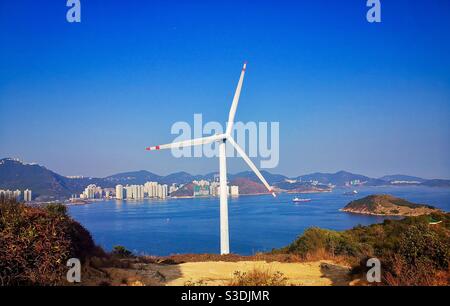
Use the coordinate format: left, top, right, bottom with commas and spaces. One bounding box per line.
284, 227, 361, 258
44, 203, 67, 216
274, 212, 450, 285
227, 268, 288, 286
397, 224, 449, 269
112, 245, 133, 258
0, 198, 103, 285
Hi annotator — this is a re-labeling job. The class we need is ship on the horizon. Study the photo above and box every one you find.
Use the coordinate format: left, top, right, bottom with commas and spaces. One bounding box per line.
292, 197, 312, 203
344, 190, 358, 195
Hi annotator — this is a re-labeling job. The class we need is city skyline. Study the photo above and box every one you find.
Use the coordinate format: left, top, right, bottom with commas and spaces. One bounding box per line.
1, 1, 449, 179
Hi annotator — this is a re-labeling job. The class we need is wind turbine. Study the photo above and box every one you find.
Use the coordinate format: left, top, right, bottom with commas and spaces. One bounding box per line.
145, 62, 276, 255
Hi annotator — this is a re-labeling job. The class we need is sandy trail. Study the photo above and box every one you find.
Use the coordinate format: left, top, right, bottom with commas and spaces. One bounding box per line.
149, 260, 351, 286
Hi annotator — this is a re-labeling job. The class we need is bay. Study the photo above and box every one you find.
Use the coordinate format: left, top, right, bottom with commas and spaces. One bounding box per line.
68, 186, 450, 256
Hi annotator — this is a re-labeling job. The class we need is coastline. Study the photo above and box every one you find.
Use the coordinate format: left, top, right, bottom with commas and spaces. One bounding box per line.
63, 189, 332, 204
340, 208, 440, 217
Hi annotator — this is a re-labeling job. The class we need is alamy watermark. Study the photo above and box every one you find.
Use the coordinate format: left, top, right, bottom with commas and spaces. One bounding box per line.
366, 0, 381, 23
66, 0, 81, 23
170, 114, 280, 169
66, 1, 380, 24
66, 258, 81, 283
366, 258, 381, 283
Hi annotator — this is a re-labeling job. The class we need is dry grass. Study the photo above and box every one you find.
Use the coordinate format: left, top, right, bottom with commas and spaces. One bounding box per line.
302, 248, 353, 265
384, 254, 450, 286
227, 267, 289, 286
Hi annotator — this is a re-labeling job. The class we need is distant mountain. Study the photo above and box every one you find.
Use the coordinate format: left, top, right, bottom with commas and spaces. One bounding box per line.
230, 178, 269, 195
342, 194, 439, 216
170, 183, 194, 197
104, 170, 162, 185
421, 179, 450, 188
160, 172, 203, 184
1, 157, 449, 200
297, 171, 385, 187
0, 158, 75, 201
274, 181, 332, 193
230, 171, 288, 185
379, 174, 425, 183
106, 170, 207, 185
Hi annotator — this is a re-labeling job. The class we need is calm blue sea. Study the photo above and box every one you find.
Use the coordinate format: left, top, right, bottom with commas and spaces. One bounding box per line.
68, 186, 450, 256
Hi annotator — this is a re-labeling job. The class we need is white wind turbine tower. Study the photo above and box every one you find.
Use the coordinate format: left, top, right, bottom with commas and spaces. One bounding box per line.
146, 62, 276, 255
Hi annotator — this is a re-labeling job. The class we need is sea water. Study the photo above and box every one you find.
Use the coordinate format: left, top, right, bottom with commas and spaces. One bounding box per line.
68, 186, 450, 256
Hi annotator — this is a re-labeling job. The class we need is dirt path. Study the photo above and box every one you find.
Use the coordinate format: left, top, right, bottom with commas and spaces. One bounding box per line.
102, 260, 352, 286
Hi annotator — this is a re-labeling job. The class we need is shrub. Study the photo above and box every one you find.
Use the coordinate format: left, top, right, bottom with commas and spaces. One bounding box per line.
44, 203, 67, 216
112, 245, 133, 257
0, 198, 102, 285
227, 268, 288, 286
284, 227, 360, 258
397, 224, 449, 269
274, 212, 450, 285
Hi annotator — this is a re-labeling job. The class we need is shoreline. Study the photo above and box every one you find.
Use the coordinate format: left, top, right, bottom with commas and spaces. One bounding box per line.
340, 208, 440, 217
63, 190, 332, 205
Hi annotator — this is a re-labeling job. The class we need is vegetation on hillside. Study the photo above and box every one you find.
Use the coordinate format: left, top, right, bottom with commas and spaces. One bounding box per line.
1, 193, 449, 286
273, 212, 450, 285
0, 197, 104, 285
342, 194, 439, 216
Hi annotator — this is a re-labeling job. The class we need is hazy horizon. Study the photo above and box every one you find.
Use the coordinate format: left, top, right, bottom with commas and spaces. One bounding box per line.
1, 156, 448, 181
1, 1, 449, 179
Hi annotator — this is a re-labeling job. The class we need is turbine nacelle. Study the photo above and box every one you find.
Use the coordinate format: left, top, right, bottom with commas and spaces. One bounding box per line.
146, 132, 276, 198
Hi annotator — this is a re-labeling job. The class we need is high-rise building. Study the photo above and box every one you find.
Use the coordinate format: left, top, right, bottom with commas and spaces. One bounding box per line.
136, 185, 144, 199
145, 181, 159, 198
193, 180, 210, 197
0, 189, 30, 201
0, 189, 14, 199
157, 185, 164, 199
115, 185, 124, 200
155, 184, 168, 199
230, 185, 239, 197
124, 186, 133, 199
210, 182, 220, 196
144, 182, 168, 199
82, 184, 102, 199
13, 189, 21, 200
162, 184, 168, 198
104, 188, 114, 199
24, 189, 32, 202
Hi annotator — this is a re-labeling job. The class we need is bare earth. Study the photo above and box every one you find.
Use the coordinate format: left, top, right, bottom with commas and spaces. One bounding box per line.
101, 260, 352, 286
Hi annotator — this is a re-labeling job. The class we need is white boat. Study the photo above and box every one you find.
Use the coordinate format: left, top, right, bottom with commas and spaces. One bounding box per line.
292, 197, 311, 203
344, 190, 358, 195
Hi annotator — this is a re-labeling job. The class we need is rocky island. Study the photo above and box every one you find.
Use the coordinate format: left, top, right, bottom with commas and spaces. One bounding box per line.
341, 194, 440, 216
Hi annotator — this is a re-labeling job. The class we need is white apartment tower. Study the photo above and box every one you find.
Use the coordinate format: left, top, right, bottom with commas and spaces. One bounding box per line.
13, 189, 21, 200
115, 185, 124, 200
24, 189, 32, 202
230, 185, 239, 197
136, 185, 144, 199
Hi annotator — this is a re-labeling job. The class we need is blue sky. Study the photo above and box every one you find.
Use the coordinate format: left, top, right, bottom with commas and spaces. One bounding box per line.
1, 0, 449, 178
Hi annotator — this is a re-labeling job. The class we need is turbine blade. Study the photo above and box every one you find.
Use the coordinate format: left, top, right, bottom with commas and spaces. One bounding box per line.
146, 134, 224, 151
226, 62, 247, 136
227, 136, 276, 197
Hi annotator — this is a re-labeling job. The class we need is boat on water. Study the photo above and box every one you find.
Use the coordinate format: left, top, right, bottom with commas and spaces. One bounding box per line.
292, 197, 312, 203
344, 190, 358, 195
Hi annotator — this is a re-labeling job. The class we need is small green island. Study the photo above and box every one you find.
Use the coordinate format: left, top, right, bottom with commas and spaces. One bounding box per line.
341, 194, 440, 216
